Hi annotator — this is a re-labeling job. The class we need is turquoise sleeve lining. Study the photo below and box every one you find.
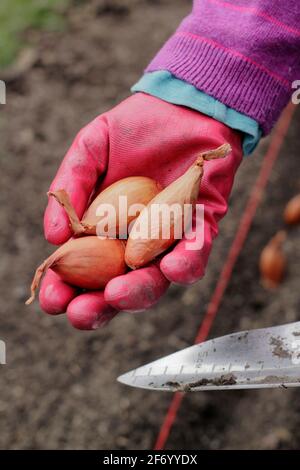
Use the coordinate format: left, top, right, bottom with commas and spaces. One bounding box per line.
132, 71, 262, 155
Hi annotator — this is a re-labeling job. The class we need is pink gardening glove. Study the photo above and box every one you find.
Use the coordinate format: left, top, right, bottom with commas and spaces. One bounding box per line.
41, 93, 242, 329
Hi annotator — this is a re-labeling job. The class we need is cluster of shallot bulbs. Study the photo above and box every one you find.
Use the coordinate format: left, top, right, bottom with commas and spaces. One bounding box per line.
26, 144, 231, 305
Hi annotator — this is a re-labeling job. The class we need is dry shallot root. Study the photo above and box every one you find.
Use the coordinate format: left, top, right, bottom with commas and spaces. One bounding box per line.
26, 237, 126, 305
125, 143, 231, 269
48, 176, 161, 237
259, 230, 287, 289
284, 194, 300, 226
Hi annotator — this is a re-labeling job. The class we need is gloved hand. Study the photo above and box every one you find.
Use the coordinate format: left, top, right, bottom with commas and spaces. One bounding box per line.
41, 93, 242, 329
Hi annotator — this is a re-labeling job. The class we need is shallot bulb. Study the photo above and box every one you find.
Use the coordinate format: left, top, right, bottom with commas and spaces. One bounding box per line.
125, 144, 231, 269
26, 237, 126, 305
259, 230, 286, 289
49, 176, 161, 237
284, 194, 300, 226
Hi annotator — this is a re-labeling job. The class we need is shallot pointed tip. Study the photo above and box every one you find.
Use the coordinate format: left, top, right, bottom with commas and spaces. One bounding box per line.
25, 294, 35, 306
195, 143, 232, 167
216, 142, 232, 157
26, 258, 53, 306
271, 229, 287, 247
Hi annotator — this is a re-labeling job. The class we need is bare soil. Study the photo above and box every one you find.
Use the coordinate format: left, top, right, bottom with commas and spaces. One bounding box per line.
0, 0, 299, 450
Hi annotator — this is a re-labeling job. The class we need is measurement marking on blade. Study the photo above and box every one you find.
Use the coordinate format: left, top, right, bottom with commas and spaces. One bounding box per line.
147, 367, 152, 376
179, 365, 184, 374
228, 363, 232, 372
164, 366, 168, 375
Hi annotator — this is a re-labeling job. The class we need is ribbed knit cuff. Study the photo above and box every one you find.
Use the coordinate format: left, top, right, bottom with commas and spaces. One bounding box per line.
146, 33, 290, 135
132, 71, 262, 155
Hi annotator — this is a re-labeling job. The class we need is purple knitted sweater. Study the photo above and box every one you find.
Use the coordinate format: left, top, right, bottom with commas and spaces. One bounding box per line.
146, 0, 300, 134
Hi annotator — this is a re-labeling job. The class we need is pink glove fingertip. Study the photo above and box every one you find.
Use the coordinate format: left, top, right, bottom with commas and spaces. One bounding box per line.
44, 118, 109, 245
104, 266, 170, 312
44, 197, 73, 245
39, 269, 77, 315
160, 250, 206, 284
160, 226, 213, 284
66, 292, 118, 330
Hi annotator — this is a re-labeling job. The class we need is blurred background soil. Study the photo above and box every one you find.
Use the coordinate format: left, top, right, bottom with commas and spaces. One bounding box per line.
0, 0, 299, 450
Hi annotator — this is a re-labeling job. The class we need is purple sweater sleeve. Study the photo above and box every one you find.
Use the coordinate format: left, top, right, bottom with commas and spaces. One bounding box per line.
146, 0, 300, 134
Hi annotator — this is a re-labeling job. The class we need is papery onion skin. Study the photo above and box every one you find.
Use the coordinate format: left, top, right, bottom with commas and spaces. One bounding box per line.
84, 176, 162, 231
53, 237, 126, 288
125, 144, 231, 269
284, 194, 300, 226
26, 237, 126, 305
259, 230, 286, 289
49, 176, 162, 237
